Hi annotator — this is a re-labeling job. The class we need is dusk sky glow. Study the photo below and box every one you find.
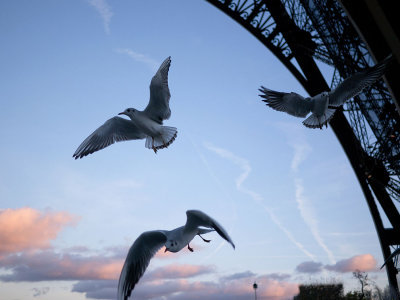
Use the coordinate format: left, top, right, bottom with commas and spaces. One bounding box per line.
0, 1, 394, 299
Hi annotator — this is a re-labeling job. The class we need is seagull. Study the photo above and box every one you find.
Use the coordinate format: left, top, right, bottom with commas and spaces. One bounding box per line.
381, 247, 400, 269
259, 54, 393, 129
73, 56, 177, 159
117, 210, 235, 300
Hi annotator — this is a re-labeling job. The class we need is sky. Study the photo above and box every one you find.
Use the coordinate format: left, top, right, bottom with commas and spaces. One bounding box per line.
0, 1, 396, 299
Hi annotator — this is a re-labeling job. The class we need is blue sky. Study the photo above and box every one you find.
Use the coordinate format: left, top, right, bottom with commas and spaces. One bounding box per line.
0, 1, 392, 299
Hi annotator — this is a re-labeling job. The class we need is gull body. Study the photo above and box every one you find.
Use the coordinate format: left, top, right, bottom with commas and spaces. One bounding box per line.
73, 56, 176, 159
117, 210, 235, 300
259, 54, 393, 129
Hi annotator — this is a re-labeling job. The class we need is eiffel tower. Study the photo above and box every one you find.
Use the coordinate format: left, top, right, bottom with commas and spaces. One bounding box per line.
205, 0, 400, 295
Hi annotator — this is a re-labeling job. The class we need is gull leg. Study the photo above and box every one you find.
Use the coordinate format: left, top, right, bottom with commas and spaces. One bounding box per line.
187, 244, 194, 252
198, 234, 211, 243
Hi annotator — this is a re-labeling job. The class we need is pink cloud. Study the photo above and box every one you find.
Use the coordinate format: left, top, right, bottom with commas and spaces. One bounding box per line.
133, 274, 298, 300
218, 273, 298, 300
0, 207, 79, 255
256, 276, 299, 299
0, 250, 123, 282
73, 269, 299, 300
325, 254, 377, 273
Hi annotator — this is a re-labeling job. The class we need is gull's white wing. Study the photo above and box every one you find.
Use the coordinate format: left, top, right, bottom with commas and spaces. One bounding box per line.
259, 86, 312, 118
184, 210, 235, 249
118, 231, 167, 300
73, 116, 146, 159
329, 54, 393, 106
381, 247, 400, 269
144, 56, 171, 124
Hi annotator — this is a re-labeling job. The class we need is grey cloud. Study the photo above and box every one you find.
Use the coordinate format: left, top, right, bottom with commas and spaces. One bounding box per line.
72, 280, 117, 299
71, 270, 298, 300
222, 270, 256, 281
295, 261, 323, 273
296, 254, 377, 274
0, 250, 122, 282
145, 264, 215, 280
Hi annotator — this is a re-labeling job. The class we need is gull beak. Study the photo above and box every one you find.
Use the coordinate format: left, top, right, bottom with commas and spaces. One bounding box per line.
118, 112, 125, 116
164, 247, 169, 253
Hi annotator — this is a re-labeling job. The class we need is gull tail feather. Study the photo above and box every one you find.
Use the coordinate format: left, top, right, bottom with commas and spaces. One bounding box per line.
303, 108, 336, 129
145, 126, 177, 152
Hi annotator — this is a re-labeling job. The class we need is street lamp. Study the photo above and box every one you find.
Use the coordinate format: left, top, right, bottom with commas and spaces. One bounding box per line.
253, 282, 258, 300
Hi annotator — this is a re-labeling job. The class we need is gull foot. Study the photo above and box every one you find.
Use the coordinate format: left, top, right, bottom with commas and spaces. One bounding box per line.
187, 244, 194, 252
198, 234, 211, 243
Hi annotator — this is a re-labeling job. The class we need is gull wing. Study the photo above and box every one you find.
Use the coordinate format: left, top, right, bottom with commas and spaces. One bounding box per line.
259, 86, 312, 118
184, 210, 235, 249
380, 247, 400, 269
329, 54, 393, 106
73, 116, 146, 159
118, 231, 167, 300
144, 56, 172, 124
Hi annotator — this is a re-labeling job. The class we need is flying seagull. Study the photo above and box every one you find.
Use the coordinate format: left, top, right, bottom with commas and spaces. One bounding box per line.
259, 54, 393, 129
380, 247, 400, 269
73, 56, 176, 159
117, 210, 235, 300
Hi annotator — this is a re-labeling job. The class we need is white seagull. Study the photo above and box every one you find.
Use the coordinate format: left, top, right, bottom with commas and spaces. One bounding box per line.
381, 247, 400, 269
73, 56, 176, 159
117, 210, 235, 300
259, 54, 393, 129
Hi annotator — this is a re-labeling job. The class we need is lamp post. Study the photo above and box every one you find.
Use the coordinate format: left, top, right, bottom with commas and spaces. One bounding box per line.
253, 282, 258, 300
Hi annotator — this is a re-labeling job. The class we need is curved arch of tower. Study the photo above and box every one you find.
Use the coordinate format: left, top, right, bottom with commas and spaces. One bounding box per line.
205, 0, 400, 295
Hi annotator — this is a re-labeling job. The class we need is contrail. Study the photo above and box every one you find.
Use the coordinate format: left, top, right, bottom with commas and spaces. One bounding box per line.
278, 122, 336, 264
187, 135, 238, 262
204, 142, 316, 261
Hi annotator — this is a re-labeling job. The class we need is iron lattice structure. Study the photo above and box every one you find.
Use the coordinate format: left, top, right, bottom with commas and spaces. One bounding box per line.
205, 0, 400, 295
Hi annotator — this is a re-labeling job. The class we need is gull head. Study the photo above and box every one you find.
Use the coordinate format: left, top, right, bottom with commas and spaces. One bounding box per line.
164, 240, 179, 253
118, 108, 137, 118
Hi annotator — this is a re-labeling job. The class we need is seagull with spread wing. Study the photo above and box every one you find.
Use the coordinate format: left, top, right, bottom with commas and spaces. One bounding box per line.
259, 54, 393, 129
117, 210, 235, 300
73, 56, 176, 158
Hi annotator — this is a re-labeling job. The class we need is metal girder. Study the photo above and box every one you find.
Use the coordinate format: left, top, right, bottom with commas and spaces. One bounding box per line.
205, 0, 400, 295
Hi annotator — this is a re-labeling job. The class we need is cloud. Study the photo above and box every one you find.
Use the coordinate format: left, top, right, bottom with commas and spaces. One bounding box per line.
0, 240, 194, 283
87, 0, 113, 34
205, 143, 316, 261
72, 270, 299, 300
325, 254, 377, 273
0, 207, 78, 256
0, 250, 123, 282
115, 48, 160, 71
295, 261, 323, 273
295, 254, 377, 274
221, 271, 256, 281
146, 264, 215, 280
72, 280, 117, 300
